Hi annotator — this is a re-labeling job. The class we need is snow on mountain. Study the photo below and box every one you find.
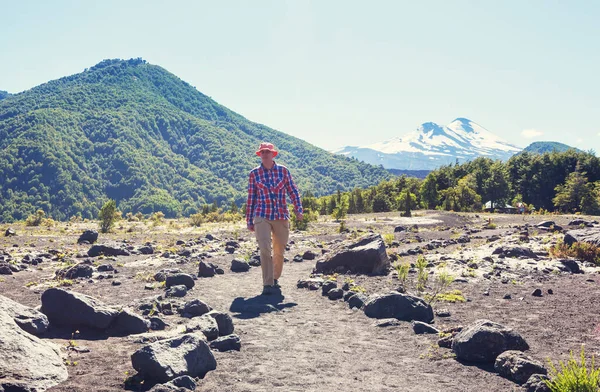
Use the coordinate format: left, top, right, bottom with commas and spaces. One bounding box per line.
333, 118, 522, 170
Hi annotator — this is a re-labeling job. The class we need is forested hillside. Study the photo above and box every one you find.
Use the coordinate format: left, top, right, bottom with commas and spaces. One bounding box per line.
0, 58, 391, 222
522, 141, 581, 154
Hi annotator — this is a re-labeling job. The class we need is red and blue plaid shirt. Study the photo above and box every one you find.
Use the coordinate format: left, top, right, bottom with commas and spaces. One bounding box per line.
246, 162, 303, 226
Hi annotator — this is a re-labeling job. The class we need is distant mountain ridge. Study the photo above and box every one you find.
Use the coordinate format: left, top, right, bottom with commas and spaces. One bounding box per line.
0, 58, 392, 221
334, 118, 522, 170
522, 141, 582, 154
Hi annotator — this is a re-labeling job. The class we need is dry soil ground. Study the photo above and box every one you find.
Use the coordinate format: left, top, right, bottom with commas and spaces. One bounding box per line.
2, 211, 600, 392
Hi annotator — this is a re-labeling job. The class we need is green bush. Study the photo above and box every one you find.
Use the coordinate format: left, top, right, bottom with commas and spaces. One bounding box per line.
25, 210, 46, 226
545, 346, 600, 392
98, 200, 119, 233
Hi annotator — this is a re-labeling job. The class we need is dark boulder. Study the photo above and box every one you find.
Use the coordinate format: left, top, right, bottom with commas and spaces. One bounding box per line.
231, 259, 250, 272
363, 292, 433, 323
494, 350, 547, 384
564, 229, 600, 247
41, 288, 118, 329
0, 307, 68, 391
209, 334, 241, 352
452, 319, 529, 363
88, 243, 130, 257
0, 294, 49, 336
314, 234, 390, 275
131, 334, 216, 383
77, 230, 98, 244
165, 273, 195, 290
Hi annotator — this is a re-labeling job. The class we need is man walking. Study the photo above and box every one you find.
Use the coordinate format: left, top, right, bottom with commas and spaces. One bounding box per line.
246, 142, 303, 295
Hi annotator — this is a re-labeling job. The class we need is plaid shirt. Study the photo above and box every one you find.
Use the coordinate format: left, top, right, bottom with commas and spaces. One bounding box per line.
246, 162, 303, 226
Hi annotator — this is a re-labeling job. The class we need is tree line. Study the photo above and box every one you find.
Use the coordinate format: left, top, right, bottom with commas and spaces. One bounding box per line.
300, 149, 600, 219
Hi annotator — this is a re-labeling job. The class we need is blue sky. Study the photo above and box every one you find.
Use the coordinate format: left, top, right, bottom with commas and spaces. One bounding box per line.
1, 0, 599, 152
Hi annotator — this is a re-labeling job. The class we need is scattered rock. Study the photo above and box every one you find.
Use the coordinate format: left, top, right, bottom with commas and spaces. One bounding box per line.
165, 285, 188, 298
303, 250, 317, 260
531, 289, 543, 297
375, 318, 402, 327
0, 263, 13, 275
523, 373, 551, 392
321, 281, 337, 296
198, 261, 216, 277
452, 319, 529, 363
494, 350, 547, 384
558, 259, 581, 274
88, 243, 130, 257
4, 228, 16, 237
131, 334, 217, 383
209, 334, 241, 352
206, 310, 234, 336
412, 321, 440, 334
139, 245, 155, 255
564, 229, 600, 247
0, 306, 68, 391
0, 294, 49, 336
110, 309, 151, 336
314, 233, 390, 275
181, 299, 212, 318
97, 264, 115, 272
297, 278, 324, 289
363, 292, 434, 323
493, 246, 537, 259
56, 263, 94, 279
348, 293, 367, 310
394, 226, 406, 232
185, 314, 219, 340
231, 259, 250, 272
41, 288, 119, 329
150, 317, 168, 331
327, 288, 344, 300
77, 230, 98, 244
165, 273, 195, 290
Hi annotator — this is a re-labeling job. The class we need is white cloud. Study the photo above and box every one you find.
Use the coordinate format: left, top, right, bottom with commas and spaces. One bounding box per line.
521, 129, 544, 139
576, 138, 583, 144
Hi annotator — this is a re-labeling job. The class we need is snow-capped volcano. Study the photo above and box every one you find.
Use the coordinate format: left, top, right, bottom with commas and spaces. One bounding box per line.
334, 118, 521, 170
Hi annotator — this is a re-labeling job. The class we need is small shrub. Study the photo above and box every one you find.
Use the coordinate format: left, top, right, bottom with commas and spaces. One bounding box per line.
338, 220, 347, 233
425, 289, 466, 303
150, 211, 165, 225
98, 200, 120, 233
415, 255, 429, 294
25, 210, 46, 226
395, 262, 410, 289
550, 239, 600, 265
545, 346, 600, 392
427, 271, 455, 305
383, 233, 395, 247
190, 213, 204, 227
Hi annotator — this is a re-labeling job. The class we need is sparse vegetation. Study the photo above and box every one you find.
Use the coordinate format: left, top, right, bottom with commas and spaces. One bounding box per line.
545, 346, 600, 392
549, 239, 600, 265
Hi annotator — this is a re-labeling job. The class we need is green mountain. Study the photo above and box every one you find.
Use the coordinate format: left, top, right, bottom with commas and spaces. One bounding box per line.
522, 141, 581, 154
0, 58, 392, 222
0, 90, 9, 100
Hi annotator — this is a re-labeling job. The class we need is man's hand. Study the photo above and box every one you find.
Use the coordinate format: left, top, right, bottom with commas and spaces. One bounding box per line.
295, 212, 303, 221
247, 224, 255, 232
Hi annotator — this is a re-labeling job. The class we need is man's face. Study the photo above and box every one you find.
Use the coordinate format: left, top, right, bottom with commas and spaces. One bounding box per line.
260, 150, 274, 165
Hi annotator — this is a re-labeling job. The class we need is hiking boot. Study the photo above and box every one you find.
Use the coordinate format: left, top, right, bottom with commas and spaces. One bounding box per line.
274, 279, 281, 288
261, 285, 274, 295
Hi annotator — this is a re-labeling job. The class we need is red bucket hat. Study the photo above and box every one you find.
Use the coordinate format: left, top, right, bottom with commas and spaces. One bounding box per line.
255, 142, 278, 157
